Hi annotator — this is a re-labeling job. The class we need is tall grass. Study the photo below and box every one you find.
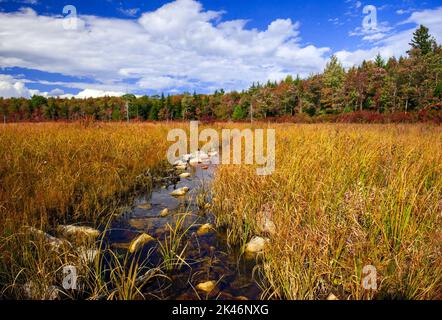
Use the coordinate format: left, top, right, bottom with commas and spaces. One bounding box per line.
0, 122, 182, 299
212, 124, 442, 300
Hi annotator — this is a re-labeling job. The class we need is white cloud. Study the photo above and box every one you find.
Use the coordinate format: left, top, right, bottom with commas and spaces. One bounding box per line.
337, 6, 442, 67
0, 74, 43, 98
74, 89, 125, 98
0, 0, 330, 96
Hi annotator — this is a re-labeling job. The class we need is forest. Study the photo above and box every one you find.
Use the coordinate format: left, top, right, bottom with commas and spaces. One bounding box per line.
1, 25, 441, 123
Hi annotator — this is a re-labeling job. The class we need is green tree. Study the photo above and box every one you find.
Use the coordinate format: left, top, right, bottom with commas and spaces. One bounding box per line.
409, 25, 436, 55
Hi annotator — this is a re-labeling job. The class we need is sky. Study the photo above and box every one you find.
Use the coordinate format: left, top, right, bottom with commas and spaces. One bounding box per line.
0, 0, 441, 98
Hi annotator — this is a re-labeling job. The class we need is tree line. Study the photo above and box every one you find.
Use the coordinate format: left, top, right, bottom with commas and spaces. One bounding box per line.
1, 25, 441, 123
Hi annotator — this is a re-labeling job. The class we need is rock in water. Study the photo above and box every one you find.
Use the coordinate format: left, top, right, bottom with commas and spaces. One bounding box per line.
196, 280, 216, 293
159, 208, 169, 217
197, 223, 213, 236
137, 203, 152, 210
245, 236, 269, 253
170, 186, 189, 197
57, 225, 100, 242
129, 233, 155, 253
179, 172, 191, 179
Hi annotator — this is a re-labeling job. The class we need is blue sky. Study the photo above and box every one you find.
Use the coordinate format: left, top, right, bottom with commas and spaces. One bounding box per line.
0, 0, 441, 98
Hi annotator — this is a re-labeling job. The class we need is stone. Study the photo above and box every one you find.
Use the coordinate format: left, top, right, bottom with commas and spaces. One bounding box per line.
196, 223, 213, 236
179, 172, 191, 179
170, 187, 189, 197
129, 233, 155, 253
137, 203, 152, 210
326, 293, 338, 300
245, 236, 269, 253
175, 165, 187, 170
57, 225, 100, 241
159, 208, 169, 217
196, 280, 216, 293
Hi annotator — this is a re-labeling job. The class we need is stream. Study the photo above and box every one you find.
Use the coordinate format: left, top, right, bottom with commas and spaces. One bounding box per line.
105, 154, 261, 300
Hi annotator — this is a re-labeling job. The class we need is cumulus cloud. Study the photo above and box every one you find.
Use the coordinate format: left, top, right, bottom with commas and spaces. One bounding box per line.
337, 6, 442, 67
0, 0, 330, 96
0, 74, 42, 98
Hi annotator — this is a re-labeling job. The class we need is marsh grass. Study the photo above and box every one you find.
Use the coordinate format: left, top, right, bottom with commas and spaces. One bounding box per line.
0, 122, 185, 299
158, 213, 194, 273
212, 124, 442, 300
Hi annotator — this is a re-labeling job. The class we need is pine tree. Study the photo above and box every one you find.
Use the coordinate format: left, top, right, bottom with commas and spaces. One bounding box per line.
409, 25, 436, 55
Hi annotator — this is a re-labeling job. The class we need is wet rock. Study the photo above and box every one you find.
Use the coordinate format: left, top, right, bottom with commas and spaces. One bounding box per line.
137, 203, 152, 210
129, 233, 155, 253
179, 172, 191, 179
196, 223, 214, 236
245, 236, 269, 253
57, 225, 100, 242
196, 280, 216, 293
159, 208, 169, 217
170, 186, 189, 197
175, 165, 187, 171
326, 293, 338, 300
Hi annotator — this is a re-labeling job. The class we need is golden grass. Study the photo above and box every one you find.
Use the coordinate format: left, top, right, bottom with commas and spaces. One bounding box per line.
212, 124, 442, 300
1, 122, 441, 300
0, 122, 180, 299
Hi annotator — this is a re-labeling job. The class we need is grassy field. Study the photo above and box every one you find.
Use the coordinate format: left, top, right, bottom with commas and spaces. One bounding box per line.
0, 122, 441, 299
212, 123, 442, 299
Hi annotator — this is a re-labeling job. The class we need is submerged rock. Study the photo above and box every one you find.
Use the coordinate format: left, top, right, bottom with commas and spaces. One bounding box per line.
159, 208, 169, 217
196, 223, 213, 236
129, 233, 155, 253
196, 280, 216, 293
170, 186, 189, 197
137, 203, 152, 210
57, 225, 100, 242
179, 172, 191, 179
245, 236, 269, 253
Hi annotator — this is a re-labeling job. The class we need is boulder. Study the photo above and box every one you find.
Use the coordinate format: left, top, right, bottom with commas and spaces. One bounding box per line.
129, 233, 155, 253
170, 186, 189, 197
159, 208, 169, 217
57, 225, 100, 242
196, 280, 216, 293
26, 226, 68, 250
196, 223, 213, 236
179, 172, 191, 179
245, 236, 269, 253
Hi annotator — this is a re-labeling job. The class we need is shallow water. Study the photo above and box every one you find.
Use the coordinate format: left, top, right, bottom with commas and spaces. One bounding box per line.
106, 157, 261, 300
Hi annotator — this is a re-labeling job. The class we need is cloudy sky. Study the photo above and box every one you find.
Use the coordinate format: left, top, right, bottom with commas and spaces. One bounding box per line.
0, 0, 441, 98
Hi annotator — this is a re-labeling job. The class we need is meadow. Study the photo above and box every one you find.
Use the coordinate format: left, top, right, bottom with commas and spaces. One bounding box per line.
0, 122, 441, 299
